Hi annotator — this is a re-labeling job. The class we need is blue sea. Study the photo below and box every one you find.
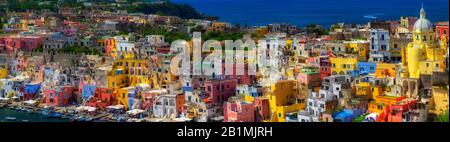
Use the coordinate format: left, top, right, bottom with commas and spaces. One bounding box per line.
0, 108, 69, 122
172, 0, 449, 27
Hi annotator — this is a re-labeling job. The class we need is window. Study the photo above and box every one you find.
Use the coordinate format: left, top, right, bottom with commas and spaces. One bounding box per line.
381, 35, 385, 40
381, 45, 386, 50
423, 36, 427, 41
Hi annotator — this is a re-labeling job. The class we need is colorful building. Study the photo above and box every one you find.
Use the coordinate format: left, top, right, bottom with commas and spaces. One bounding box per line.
403, 7, 446, 79
254, 97, 271, 122
319, 56, 331, 80
209, 22, 227, 33
204, 77, 238, 106
297, 66, 321, 88
355, 82, 371, 98
344, 40, 370, 61
398, 16, 417, 33
85, 88, 116, 110
23, 83, 41, 101
387, 98, 417, 122
3, 35, 44, 51
267, 80, 305, 122
357, 62, 377, 75
0, 65, 7, 79
97, 37, 117, 57
153, 92, 185, 118
44, 86, 74, 107
223, 98, 255, 122
375, 63, 397, 78
435, 21, 449, 39
330, 56, 357, 75
107, 58, 150, 109
369, 29, 390, 62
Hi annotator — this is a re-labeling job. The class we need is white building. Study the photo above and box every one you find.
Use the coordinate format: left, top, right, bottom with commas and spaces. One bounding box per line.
369, 29, 390, 62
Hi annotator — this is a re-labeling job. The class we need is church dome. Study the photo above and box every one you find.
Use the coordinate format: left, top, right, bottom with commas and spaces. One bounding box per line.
413, 7, 433, 33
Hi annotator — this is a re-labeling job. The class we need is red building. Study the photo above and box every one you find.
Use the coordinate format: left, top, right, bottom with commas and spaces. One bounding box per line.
44, 86, 74, 107
85, 88, 116, 110
204, 77, 238, 106
387, 98, 417, 122
3, 35, 44, 51
254, 97, 270, 122
223, 98, 255, 122
436, 21, 449, 39
319, 56, 331, 80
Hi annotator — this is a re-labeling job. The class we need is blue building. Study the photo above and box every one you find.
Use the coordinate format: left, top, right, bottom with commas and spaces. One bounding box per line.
82, 84, 96, 101
357, 62, 377, 75
24, 83, 41, 100
332, 108, 365, 122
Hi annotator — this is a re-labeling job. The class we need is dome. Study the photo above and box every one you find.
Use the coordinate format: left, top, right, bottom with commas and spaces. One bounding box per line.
413, 7, 433, 33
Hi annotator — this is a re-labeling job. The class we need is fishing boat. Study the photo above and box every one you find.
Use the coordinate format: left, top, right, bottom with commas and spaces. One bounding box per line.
5, 117, 16, 121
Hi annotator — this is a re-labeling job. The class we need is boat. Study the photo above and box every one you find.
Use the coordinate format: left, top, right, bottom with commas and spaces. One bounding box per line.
22, 120, 29, 122
5, 117, 16, 121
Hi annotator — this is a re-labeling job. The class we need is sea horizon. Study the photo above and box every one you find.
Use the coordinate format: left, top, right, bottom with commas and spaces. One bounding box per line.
172, 0, 449, 27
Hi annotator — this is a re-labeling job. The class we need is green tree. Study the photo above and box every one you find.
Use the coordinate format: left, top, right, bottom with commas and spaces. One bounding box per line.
436, 110, 449, 122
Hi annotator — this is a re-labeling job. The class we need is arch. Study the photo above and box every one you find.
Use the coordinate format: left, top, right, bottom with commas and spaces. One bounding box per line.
339, 71, 345, 75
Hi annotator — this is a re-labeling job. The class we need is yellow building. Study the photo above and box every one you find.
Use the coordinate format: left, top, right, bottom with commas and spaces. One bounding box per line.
209, 22, 227, 33
355, 82, 371, 98
403, 7, 446, 79
371, 85, 384, 100
0, 65, 7, 79
267, 80, 305, 122
107, 58, 150, 109
330, 56, 357, 75
430, 86, 449, 116
344, 40, 370, 61
375, 63, 397, 78
255, 27, 269, 37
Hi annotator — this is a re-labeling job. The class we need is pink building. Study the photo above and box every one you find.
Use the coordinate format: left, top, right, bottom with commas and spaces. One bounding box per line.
223, 99, 255, 122
297, 67, 321, 87
204, 77, 238, 106
254, 97, 270, 122
44, 86, 74, 107
229, 63, 256, 85
4, 35, 44, 51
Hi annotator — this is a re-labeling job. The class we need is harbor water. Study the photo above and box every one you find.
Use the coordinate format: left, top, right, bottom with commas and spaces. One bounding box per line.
0, 108, 70, 122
